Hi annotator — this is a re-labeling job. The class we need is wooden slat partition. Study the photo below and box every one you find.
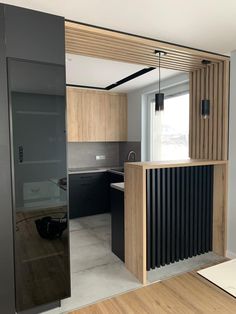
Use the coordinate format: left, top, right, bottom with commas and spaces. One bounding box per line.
65, 21, 229, 72
189, 60, 230, 160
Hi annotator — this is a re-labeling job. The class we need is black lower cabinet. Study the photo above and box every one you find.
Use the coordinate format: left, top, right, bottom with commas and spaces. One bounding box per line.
110, 188, 124, 262
69, 172, 109, 218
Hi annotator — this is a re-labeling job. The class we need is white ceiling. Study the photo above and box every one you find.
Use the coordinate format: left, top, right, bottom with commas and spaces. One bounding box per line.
1, 0, 236, 55
66, 54, 180, 92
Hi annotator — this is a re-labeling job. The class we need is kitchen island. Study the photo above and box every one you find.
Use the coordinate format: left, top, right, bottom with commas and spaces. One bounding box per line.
124, 159, 228, 284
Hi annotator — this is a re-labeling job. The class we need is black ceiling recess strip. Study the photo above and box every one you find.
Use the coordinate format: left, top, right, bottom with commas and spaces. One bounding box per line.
66, 83, 106, 90
66, 67, 156, 91
105, 67, 155, 90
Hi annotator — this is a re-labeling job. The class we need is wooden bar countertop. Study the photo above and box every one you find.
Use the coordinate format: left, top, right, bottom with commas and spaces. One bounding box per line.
125, 159, 227, 170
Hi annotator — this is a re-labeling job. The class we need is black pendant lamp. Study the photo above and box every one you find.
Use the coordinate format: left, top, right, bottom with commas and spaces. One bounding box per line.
201, 60, 211, 119
154, 50, 166, 112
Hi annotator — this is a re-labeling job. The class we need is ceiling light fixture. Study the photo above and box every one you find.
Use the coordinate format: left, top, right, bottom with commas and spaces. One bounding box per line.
154, 50, 167, 112
201, 60, 211, 119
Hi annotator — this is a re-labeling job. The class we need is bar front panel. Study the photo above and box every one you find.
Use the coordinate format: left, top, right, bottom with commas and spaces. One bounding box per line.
146, 165, 214, 270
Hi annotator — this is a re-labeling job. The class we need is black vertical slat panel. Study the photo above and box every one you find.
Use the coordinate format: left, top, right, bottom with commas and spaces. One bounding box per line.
166, 168, 171, 264
193, 166, 198, 256
175, 167, 180, 262
180, 167, 185, 260
201, 166, 207, 253
205, 166, 210, 252
209, 166, 214, 251
146, 170, 151, 271
185, 167, 190, 258
151, 170, 156, 269
171, 168, 176, 263
197, 167, 203, 254
156, 169, 161, 268
161, 168, 166, 266
146, 165, 214, 271
189, 167, 194, 257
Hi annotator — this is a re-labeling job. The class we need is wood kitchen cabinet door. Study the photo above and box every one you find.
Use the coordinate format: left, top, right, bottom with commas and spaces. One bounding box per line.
67, 88, 83, 142
67, 88, 106, 141
67, 87, 127, 142
81, 90, 106, 141
105, 93, 127, 142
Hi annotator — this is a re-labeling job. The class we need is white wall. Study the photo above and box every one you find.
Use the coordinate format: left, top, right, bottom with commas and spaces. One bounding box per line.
227, 50, 236, 258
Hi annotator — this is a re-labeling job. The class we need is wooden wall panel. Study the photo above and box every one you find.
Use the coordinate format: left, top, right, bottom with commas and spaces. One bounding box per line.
212, 163, 228, 256
189, 61, 230, 160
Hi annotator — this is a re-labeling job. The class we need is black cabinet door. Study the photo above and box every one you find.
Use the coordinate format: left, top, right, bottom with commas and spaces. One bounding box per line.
69, 172, 109, 218
111, 188, 124, 262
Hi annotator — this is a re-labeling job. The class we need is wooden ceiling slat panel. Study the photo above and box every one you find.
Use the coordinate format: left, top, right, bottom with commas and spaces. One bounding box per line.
65, 30, 210, 62
66, 47, 196, 72
66, 37, 205, 66
65, 22, 229, 63
66, 41, 204, 69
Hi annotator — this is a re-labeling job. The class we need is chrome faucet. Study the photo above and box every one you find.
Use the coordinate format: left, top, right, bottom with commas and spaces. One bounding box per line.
127, 150, 136, 162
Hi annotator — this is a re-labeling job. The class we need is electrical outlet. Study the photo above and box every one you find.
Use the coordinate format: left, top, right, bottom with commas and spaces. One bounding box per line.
96, 155, 106, 160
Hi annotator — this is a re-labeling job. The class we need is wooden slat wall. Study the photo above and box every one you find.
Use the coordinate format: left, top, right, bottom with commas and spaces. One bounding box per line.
189, 60, 230, 160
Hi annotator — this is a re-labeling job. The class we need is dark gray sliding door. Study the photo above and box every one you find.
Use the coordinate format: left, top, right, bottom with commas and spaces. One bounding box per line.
8, 59, 70, 312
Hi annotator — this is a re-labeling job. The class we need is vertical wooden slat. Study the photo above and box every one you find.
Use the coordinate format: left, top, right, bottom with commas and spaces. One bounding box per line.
208, 65, 214, 159
217, 62, 223, 160
213, 63, 218, 160
204, 66, 209, 159
189, 72, 193, 158
191, 71, 197, 158
222, 60, 230, 160
196, 70, 201, 158
200, 68, 205, 159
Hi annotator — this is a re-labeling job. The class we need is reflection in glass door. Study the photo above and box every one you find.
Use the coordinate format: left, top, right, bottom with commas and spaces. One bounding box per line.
8, 59, 70, 312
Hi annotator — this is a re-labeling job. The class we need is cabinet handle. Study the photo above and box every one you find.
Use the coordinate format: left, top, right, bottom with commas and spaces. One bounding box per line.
18, 145, 24, 163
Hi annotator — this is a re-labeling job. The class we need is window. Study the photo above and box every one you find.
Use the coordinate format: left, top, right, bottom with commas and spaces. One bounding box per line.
149, 93, 189, 161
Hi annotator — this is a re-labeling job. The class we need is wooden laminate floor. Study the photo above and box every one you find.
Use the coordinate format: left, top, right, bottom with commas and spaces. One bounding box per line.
69, 271, 236, 314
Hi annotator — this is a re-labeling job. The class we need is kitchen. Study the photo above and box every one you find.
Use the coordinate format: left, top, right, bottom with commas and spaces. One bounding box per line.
0, 4, 230, 314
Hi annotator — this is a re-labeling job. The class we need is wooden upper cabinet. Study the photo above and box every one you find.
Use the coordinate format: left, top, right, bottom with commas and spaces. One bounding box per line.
105, 93, 127, 142
67, 87, 127, 142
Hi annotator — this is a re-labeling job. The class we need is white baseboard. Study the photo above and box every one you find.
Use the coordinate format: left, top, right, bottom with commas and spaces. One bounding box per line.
226, 250, 236, 259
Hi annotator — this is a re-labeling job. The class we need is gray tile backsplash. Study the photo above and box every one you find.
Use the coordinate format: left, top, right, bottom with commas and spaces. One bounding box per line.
68, 142, 141, 169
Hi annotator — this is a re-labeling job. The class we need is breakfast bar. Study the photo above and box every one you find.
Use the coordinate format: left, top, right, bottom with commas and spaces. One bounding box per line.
124, 159, 228, 284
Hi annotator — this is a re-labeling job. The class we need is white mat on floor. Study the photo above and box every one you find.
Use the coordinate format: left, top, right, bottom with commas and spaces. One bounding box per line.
198, 259, 236, 297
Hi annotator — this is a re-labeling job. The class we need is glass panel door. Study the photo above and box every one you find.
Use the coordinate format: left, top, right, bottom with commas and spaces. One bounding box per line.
8, 59, 70, 312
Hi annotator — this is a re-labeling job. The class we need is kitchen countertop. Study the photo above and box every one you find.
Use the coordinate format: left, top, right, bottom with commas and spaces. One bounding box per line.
68, 166, 124, 175
110, 182, 124, 192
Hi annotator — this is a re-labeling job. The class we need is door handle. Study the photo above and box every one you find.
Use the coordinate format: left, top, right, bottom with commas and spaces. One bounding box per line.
18, 145, 24, 163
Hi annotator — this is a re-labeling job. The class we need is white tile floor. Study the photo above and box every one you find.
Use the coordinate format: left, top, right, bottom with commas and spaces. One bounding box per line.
44, 213, 225, 314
